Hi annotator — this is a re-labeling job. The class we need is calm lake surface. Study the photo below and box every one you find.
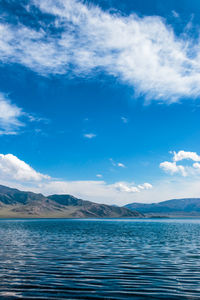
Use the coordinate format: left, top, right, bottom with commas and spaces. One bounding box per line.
0, 219, 200, 299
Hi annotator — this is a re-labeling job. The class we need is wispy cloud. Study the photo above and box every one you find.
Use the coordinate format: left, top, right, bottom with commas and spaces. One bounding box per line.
117, 162, 126, 168
83, 133, 96, 139
172, 10, 179, 19
96, 174, 103, 178
0, 93, 48, 135
121, 117, 128, 124
0, 93, 24, 135
0, 0, 200, 101
110, 158, 126, 168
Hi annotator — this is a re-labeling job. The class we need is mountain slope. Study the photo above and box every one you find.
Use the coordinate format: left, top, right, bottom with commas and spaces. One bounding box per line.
48, 194, 141, 218
0, 185, 142, 218
125, 198, 200, 216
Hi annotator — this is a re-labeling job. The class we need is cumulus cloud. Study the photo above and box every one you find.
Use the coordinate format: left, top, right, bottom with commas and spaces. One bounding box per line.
113, 181, 152, 193
160, 150, 200, 177
1, 0, 200, 101
0, 154, 50, 181
113, 182, 140, 193
172, 150, 200, 162
160, 161, 187, 176
193, 162, 200, 169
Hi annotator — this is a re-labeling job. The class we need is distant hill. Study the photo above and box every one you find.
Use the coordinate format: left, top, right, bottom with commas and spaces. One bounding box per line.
125, 198, 200, 217
0, 185, 142, 218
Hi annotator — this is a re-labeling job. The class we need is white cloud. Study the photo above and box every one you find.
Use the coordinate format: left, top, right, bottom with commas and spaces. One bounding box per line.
138, 182, 153, 190
121, 117, 128, 123
160, 161, 187, 176
117, 162, 125, 168
1, 154, 199, 206
0, 93, 24, 135
172, 11, 179, 19
0, 153, 154, 205
2, 174, 200, 205
172, 150, 200, 162
83, 133, 96, 139
0, 154, 50, 181
113, 181, 153, 193
1, 0, 200, 101
96, 174, 103, 178
160, 150, 200, 177
0, 93, 47, 135
128, 177, 200, 204
110, 159, 126, 168
113, 182, 140, 193
41, 180, 152, 199
193, 162, 200, 169
109, 158, 116, 166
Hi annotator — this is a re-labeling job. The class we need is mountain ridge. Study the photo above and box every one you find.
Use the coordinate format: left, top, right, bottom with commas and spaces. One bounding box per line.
125, 198, 200, 216
0, 185, 142, 218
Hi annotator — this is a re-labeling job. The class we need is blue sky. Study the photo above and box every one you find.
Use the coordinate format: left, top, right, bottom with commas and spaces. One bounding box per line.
0, 0, 200, 204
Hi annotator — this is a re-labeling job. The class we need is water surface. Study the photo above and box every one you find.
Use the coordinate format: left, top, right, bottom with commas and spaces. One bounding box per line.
0, 218, 200, 299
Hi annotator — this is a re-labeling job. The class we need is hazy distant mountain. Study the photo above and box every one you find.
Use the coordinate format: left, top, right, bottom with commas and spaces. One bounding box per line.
125, 198, 200, 216
0, 185, 142, 218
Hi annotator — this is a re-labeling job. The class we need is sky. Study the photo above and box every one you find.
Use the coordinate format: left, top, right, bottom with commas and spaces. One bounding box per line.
1, 0, 200, 205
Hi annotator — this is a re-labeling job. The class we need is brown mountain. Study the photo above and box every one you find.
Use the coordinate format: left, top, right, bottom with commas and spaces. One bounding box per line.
0, 185, 142, 218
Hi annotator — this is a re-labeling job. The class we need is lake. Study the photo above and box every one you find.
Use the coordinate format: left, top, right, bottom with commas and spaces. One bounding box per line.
0, 218, 200, 299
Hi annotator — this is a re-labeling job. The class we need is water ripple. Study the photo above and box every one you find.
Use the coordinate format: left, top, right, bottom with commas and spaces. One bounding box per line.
0, 219, 200, 299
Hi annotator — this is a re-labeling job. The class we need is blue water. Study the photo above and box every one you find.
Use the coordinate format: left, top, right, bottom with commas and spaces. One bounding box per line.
0, 219, 200, 299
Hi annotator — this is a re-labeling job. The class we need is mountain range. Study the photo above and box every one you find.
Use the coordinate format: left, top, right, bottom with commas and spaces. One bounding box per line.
0, 185, 141, 218
125, 198, 200, 217
1, 184, 200, 218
